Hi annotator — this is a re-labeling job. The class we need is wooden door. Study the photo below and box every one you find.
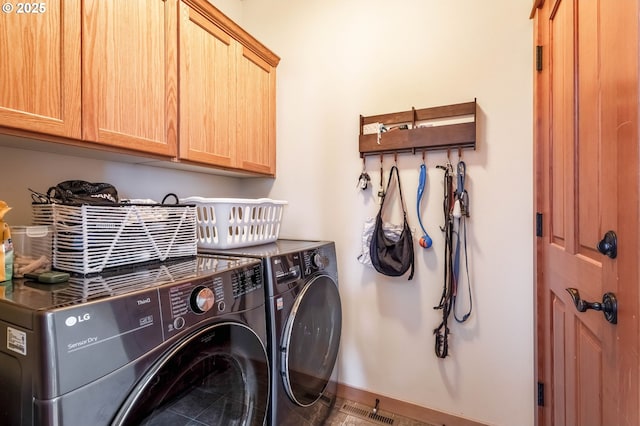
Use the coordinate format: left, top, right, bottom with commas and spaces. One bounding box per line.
82, 0, 177, 156
0, 0, 81, 138
236, 47, 276, 176
534, 0, 639, 425
178, 1, 236, 168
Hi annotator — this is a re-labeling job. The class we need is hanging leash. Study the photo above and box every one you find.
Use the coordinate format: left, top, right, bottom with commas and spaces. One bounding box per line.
433, 159, 454, 358
452, 160, 472, 323
416, 153, 433, 249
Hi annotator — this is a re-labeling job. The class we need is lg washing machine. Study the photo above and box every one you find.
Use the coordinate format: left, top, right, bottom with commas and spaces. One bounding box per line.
202, 240, 342, 426
0, 255, 270, 426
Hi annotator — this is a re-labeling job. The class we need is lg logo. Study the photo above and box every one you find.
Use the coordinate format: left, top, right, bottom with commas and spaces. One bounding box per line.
65, 313, 91, 327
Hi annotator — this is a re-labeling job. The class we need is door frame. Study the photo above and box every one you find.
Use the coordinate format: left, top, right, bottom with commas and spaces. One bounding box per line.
532, 0, 640, 424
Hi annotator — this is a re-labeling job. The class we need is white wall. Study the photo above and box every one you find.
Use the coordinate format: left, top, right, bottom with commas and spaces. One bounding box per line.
0, 145, 245, 223
0, 1, 534, 425
241, 1, 534, 425
206, 0, 242, 21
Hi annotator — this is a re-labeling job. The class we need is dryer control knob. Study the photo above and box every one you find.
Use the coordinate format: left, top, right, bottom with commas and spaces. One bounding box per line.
312, 252, 328, 269
191, 286, 215, 314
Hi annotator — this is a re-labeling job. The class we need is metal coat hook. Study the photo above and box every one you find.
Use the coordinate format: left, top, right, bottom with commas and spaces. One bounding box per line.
458, 147, 462, 159
394, 152, 398, 164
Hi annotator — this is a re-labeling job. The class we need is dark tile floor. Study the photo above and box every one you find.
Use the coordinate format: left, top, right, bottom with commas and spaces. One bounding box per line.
325, 398, 439, 426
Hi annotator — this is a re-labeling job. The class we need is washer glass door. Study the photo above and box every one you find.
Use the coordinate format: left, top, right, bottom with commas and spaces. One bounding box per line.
114, 322, 269, 426
282, 274, 342, 406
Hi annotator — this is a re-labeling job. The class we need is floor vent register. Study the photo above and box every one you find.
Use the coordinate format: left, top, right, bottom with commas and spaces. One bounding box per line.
340, 402, 395, 425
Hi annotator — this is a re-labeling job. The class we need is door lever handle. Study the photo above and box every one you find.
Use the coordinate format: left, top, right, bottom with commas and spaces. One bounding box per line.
566, 288, 617, 324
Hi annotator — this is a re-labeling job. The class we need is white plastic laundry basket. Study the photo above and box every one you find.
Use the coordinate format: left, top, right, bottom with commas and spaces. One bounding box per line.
181, 197, 287, 249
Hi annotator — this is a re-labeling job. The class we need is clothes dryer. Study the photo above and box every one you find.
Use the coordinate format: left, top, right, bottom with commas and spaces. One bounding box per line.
0, 255, 270, 426
202, 240, 342, 426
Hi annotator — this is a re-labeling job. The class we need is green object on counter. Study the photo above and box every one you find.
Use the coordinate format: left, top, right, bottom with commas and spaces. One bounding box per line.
24, 271, 70, 284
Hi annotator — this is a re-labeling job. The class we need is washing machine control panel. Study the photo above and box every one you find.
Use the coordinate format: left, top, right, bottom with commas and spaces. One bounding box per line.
158, 264, 263, 340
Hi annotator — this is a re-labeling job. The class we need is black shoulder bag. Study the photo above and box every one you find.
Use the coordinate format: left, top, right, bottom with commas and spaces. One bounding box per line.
370, 165, 415, 280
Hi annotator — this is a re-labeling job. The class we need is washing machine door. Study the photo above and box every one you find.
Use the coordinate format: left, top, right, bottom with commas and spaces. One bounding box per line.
282, 274, 342, 407
113, 322, 269, 426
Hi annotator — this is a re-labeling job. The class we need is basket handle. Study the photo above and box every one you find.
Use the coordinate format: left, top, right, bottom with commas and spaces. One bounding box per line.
161, 193, 179, 204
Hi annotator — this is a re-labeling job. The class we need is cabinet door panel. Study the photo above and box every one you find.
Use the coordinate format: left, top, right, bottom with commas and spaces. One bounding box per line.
237, 47, 276, 175
0, 0, 81, 138
179, 3, 236, 167
82, 0, 177, 155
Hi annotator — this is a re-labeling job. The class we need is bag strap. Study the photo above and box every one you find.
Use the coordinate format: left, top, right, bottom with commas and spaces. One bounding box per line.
380, 165, 408, 218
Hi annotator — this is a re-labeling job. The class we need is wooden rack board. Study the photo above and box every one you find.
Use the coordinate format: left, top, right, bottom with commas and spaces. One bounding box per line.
359, 99, 476, 157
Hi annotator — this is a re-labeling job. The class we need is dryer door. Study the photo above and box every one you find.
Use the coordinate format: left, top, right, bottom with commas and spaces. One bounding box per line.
282, 274, 342, 406
113, 322, 269, 426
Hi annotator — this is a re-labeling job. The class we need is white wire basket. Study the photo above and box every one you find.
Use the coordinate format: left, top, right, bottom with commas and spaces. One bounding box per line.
32, 203, 197, 274
181, 197, 287, 249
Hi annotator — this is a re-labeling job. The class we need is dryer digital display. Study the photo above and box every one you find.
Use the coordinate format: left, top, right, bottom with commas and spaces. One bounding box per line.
273, 254, 301, 285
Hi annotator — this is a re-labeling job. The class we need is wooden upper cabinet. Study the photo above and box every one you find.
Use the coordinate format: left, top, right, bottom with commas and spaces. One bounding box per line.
179, 2, 237, 168
0, 0, 277, 175
237, 47, 277, 175
0, 0, 81, 138
178, 0, 279, 176
81, 0, 177, 156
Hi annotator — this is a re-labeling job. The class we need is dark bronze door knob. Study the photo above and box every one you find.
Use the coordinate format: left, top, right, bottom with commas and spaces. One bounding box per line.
597, 231, 617, 259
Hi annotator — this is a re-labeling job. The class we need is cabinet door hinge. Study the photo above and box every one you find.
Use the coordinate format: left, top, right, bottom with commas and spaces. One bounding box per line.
537, 382, 545, 406
536, 212, 543, 237
536, 45, 543, 71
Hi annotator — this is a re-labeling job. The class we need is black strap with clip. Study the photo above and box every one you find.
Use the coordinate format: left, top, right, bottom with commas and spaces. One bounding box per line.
434, 161, 455, 358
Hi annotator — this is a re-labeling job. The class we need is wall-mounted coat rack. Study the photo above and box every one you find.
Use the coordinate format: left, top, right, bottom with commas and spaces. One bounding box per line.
359, 99, 476, 158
